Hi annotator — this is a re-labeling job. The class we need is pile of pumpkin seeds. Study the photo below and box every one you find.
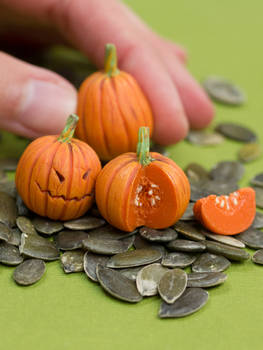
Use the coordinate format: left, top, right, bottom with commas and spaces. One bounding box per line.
0, 155, 263, 319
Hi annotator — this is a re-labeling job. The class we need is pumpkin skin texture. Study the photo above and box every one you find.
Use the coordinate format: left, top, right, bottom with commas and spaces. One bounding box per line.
76, 43, 153, 161
95, 128, 190, 232
15, 115, 101, 221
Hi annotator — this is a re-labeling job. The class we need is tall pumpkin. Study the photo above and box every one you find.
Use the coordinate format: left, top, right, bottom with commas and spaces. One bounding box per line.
15, 115, 101, 221
76, 43, 154, 161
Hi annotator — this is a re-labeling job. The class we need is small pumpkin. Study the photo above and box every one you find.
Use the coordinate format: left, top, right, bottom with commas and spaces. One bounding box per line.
15, 114, 101, 221
76, 43, 154, 161
95, 127, 190, 232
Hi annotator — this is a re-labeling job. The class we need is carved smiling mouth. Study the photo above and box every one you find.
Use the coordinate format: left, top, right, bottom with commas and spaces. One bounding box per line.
36, 182, 93, 202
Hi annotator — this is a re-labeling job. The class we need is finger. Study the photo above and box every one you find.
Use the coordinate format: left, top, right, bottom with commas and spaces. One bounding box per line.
161, 38, 188, 64
0, 52, 77, 138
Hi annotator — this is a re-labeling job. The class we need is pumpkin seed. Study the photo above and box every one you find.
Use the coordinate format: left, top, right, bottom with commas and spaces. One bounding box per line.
133, 235, 168, 257
82, 235, 134, 255
96, 265, 143, 303
88, 224, 136, 240
215, 123, 256, 142
90, 207, 103, 218
252, 212, 263, 229
210, 161, 245, 182
205, 241, 250, 261
187, 272, 227, 288
0, 242, 23, 265
253, 186, 263, 208
61, 250, 84, 273
0, 180, 17, 198
185, 163, 210, 184
159, 287, 209, 318
190, 184, 211, 202
0, 222, 11, 242
83, 252, 110, 282
158, 268, 187, 304
192, 253, 231, 273
7, 228, 21, 246
252, 249, 263, 265
186, 130, 224, 146
54, 230, 89, 250
139, 226, 177, 242
15, 195, 29, 216
33, 217, 64, 235
238, 143, 261, 163
119, 266, 143, 281
162, 252, 197, 268
13, 259, 45, 286
16, 216, 36, 235
201, 180, 239, 196
64, 216, 105, 230
180, 202, 195, 221
136, 263, 168, 296
166, 239, 206, 253
202, 231, 245, 248
0, 191, 17, 227
107, 248, 162, 269
202, 76, 245, 105
236, 228, 263, 249
250, 173, 263, 188
20, 233, 60, 261
174, 221, 206, 241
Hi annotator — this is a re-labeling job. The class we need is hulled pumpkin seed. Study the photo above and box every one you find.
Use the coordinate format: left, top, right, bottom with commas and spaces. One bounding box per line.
252, 212, 263, 229
238, 143, 261, 163
20, 233, 60, 261
0, 191, 17, 227
107, 248, 162, 269
215, 123, 256, 142
205, 241, 250, 261
187, 272, 227, 288
158, 269, 187, 304
119, 266, 143, 281
161, 252, 197, 268
0, 242, 23, 265
61, 250, 84, 273
166, 239, 206, 253
180, 202, 195, 221
186, 130, 224, 146
210, 161, 245, 182
55, 230, 89, 250
250, 173, 263, 188
33, 217, 64, 235
139, 226, 177, 242
64, 216, 105, 230
252, 249, 263, 265
185, 163, 210, 185
13, 259, 45, 286
0, 222, 11, 242
253, 186, 263, 208
136, 263, 168, 296
202, 231, 245, 248
82, 235, 134, 255
236, 228, 263, 249
96, 265, 142, 303
7, 228, 21, 246
84, 252, 110, 282
159, 287, 209, 318
16, 216, 36, 235
174, 221, 206, 241
202, 76, 245, 105
192, 253, 231, 273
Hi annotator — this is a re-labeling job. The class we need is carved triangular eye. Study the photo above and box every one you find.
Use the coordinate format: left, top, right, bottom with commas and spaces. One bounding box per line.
55, 170, 65, 183
82, 170, 90, 180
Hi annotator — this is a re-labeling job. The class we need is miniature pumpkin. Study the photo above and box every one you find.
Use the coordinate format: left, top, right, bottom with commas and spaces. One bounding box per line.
193, 188, 256, 235
76, 43, 154, 161
15, 114, 101, 221
95, 127, 190, 232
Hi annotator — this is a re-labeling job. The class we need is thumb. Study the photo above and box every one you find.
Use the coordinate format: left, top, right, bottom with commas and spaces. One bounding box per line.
0, 52, 77, 138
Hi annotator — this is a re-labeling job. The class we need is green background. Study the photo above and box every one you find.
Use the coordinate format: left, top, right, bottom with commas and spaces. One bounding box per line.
1, 0, 263, 349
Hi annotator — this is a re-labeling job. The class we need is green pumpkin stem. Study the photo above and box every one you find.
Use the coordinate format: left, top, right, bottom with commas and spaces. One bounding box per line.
137, 127, 154, 166
104, 43, 120, 77
58, 114, 79, 143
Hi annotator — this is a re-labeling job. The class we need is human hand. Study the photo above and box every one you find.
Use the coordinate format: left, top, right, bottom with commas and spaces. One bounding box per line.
0, 0, 214, 145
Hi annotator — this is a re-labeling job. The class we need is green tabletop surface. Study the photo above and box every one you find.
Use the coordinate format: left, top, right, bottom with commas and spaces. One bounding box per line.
1, 1, 263, 349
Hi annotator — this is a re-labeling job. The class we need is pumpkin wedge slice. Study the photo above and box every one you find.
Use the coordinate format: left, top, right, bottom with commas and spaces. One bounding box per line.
194, 188, 256, 235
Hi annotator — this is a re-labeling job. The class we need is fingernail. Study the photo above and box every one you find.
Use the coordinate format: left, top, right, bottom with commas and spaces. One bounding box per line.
19, 79, 77, 136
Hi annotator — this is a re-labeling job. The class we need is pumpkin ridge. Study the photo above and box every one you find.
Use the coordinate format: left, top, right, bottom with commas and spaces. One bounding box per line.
99, 77, 112, 159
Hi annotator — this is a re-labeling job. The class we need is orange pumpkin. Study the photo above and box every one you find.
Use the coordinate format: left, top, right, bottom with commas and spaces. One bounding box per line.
95, 127, 190, 232
76, 43, 154, 161
15, 114, 101, 221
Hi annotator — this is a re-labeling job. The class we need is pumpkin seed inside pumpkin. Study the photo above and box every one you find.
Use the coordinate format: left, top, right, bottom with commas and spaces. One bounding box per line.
13, 259, 46, 286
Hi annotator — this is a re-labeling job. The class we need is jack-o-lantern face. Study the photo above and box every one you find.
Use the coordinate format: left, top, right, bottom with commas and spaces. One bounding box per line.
16, 135, 101, 221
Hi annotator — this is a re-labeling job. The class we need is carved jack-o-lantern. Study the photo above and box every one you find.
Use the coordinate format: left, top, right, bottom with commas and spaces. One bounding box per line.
15, 114, 101, 221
